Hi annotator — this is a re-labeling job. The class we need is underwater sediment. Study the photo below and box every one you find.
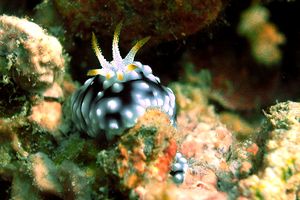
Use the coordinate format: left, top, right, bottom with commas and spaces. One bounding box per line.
0, 0, 300, 199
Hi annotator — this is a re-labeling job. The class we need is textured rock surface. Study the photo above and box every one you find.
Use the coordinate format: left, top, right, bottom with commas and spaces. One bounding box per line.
239, 102, 300, 199
0, 1, 299, 199
96, 109, 177, 193
53, 0, 227, 47
0, 15, 65, 92
0, 15, 67, 118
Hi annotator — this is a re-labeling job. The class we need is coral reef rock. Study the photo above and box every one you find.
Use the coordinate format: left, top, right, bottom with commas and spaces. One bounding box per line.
0, 15, 65, 93
96, 109, 177, 194
53, 0, 227, 46
239, 101, 300, 199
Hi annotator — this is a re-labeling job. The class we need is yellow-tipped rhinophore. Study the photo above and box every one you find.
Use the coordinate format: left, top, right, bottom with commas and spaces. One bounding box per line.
130, 37, 151, 54
91, 32, 101, 63
124, 36, 150, 65
91, 32, 111, 69
112, 22, 123, 63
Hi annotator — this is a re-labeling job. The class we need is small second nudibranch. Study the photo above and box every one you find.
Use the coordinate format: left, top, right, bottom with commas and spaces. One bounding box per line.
71, 23, 176, 140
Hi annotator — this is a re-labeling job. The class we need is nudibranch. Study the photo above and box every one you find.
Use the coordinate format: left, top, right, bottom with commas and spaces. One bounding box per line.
71, 23, 176, 140
170, 152, 188, 184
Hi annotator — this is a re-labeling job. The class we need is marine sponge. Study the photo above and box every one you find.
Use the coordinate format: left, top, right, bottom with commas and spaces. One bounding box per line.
0, 15, 65, 92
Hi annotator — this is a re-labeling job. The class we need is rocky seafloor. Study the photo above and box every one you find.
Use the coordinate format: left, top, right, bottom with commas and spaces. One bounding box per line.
0, 0, 300, 199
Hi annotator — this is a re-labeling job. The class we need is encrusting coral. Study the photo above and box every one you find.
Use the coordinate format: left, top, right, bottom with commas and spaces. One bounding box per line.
0, 14, 68, 126
0, 15, 65, 92
0, 34, 236, 199
0, 15, 81, 199
97, 109, 177, 194
30, 152, 63, 196
239, 101, 300, 199
0, 1, 298, 199
123, 68, 235, 199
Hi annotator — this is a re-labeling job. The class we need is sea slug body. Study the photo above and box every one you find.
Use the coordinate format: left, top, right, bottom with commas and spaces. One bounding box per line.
170, 152, 188, 184
71, 23, 176, 140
